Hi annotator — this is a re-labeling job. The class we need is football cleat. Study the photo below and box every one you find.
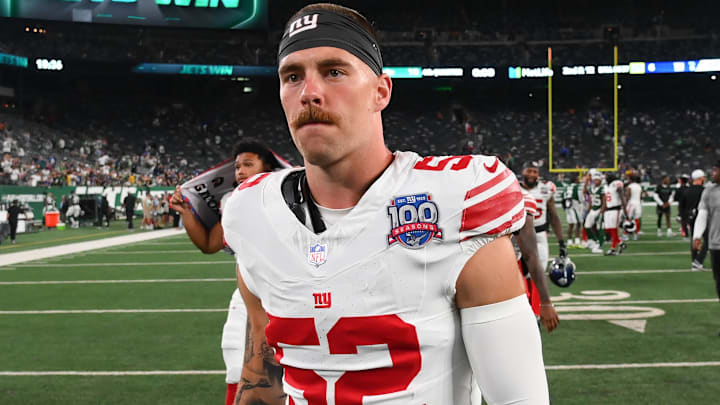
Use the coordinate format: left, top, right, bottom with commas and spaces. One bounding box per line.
617, 242, 627, 254
548, 257, 576, 287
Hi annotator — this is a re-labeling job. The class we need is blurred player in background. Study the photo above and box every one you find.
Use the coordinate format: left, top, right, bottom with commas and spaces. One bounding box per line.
563, 174, 584, 247
692, 161, 720, 335
584, 170, 605, 254
683, 169, 709, 271
522, 163, 568, 267
654, 175, 675, 237
676, 174, 690, 238
141, 191, 154, 230
170, 141, 281, 405
625, 173, 644, 240
603, 172, 628, 255
66, 192, 81, 229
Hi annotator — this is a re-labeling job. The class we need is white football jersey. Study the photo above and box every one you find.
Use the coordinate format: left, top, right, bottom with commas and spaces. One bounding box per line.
521, 188, 538, 218
524, 180, 556, 228
627, 183, 642, 205
222, 151, 525, 405
514, 188, 537, 260
605, 179, 624, 208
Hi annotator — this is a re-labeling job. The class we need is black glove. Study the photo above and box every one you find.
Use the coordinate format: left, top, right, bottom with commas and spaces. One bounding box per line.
558, 239, 568, 258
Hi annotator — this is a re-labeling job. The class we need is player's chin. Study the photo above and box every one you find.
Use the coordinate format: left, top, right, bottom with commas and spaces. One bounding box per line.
300, 143, 342, 167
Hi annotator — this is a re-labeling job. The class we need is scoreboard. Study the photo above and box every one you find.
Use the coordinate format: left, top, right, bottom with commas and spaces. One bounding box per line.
0, 0, 267, 29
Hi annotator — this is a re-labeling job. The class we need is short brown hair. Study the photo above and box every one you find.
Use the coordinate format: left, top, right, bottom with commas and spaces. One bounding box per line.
288, 3, 378, 42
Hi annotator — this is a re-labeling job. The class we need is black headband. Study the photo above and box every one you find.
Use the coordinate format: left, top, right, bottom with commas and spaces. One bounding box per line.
278, 10, 383, 76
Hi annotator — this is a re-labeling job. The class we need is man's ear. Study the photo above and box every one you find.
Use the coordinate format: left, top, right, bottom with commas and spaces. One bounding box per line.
374, 73, 393, 112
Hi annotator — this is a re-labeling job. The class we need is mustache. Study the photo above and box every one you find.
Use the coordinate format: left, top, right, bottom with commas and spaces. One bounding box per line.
290, 105, 340, 129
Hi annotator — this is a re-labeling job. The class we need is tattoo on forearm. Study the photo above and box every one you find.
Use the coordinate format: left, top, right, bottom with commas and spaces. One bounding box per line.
234, 318, 286, 405
243, 318, 253, 365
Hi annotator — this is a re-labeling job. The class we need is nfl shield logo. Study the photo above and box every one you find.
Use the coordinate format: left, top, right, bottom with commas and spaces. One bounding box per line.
308, 243, 328, 267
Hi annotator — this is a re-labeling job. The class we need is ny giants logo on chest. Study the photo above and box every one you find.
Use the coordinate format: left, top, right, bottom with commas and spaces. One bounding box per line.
387, 193, 443, 249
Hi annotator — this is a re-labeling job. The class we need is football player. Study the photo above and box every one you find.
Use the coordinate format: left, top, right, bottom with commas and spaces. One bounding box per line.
654, 175, 675, 236
170, 141, 281, 405
584, 170, 605, 254
563, 174, 584, 247
521, 163, 568, 267
603, 172, 628, 255
625, 173, 643, 240
223, 3, 549, 404
66, 192, 82, 229
517, 187, 560, 330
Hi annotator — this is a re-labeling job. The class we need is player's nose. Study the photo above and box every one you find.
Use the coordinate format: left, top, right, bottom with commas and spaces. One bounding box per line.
300, 73, 323, 106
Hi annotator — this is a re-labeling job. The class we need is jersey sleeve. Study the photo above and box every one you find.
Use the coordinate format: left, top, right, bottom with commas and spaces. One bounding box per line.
521, 188, 538, 217
548, 181, 557, 195
459, 156, 526, 249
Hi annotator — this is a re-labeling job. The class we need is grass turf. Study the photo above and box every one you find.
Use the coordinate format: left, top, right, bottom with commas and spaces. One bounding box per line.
1, 211, 719, 404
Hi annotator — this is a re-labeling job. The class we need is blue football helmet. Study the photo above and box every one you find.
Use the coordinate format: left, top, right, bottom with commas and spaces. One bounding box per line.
548, 256, 576, 287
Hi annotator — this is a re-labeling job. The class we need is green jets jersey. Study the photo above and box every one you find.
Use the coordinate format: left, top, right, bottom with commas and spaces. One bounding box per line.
564, 183, 582, 201
589, 184, 604, 210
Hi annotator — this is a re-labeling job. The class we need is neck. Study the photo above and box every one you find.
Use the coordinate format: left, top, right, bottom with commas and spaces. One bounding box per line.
304, 144, 393, 209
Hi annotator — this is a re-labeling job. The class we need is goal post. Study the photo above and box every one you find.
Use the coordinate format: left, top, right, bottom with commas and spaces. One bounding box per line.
548, 46, 619, 173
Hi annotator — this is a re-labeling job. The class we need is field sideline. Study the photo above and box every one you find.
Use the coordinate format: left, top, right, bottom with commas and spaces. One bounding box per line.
1, 209, 719, 404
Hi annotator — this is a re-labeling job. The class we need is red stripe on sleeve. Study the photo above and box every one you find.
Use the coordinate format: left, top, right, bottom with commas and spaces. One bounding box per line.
464, 169, 513, 201
460, 180, 523, 233
524, 195, 537, 215
484, 209, 526, 235
236, 172, 271, 192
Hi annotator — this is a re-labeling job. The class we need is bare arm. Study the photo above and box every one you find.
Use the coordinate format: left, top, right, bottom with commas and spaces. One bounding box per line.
546, 196, 564, 242
456, 236, 526, 308
546, 195, 567, 256
169, 186, 224, 253
234, 268, 286, 405
618, 185, 628, 216
456, 236, 549, 403
515, 216, 559, 332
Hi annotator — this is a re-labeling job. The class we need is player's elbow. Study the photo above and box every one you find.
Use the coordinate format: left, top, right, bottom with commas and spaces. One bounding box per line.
199, 245, 221, 254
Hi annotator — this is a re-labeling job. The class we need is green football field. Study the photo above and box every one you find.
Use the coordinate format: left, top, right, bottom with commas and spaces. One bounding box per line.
1, 210, 719, 405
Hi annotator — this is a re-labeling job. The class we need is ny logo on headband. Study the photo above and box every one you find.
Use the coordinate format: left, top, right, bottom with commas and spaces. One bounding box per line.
288, 14, 319, 37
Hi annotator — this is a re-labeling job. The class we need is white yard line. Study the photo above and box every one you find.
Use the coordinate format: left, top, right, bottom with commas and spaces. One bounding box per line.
9, 261, 234, 268
0, 278, 235, 285
571, 251, 687, 258
0, 370, 225, 376
0, 308, 227, 314
546, 361, 720, 370
142, 242, 194, 245
0, 229, 186, 268
577, 269, 694, 275
568, 240, 686, 245
3, 361, 720, 376
555, 298, 717, 305
81, 250, 198, 254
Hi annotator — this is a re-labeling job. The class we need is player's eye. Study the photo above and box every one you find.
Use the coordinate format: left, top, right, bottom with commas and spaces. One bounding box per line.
328, 69, 343, 78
